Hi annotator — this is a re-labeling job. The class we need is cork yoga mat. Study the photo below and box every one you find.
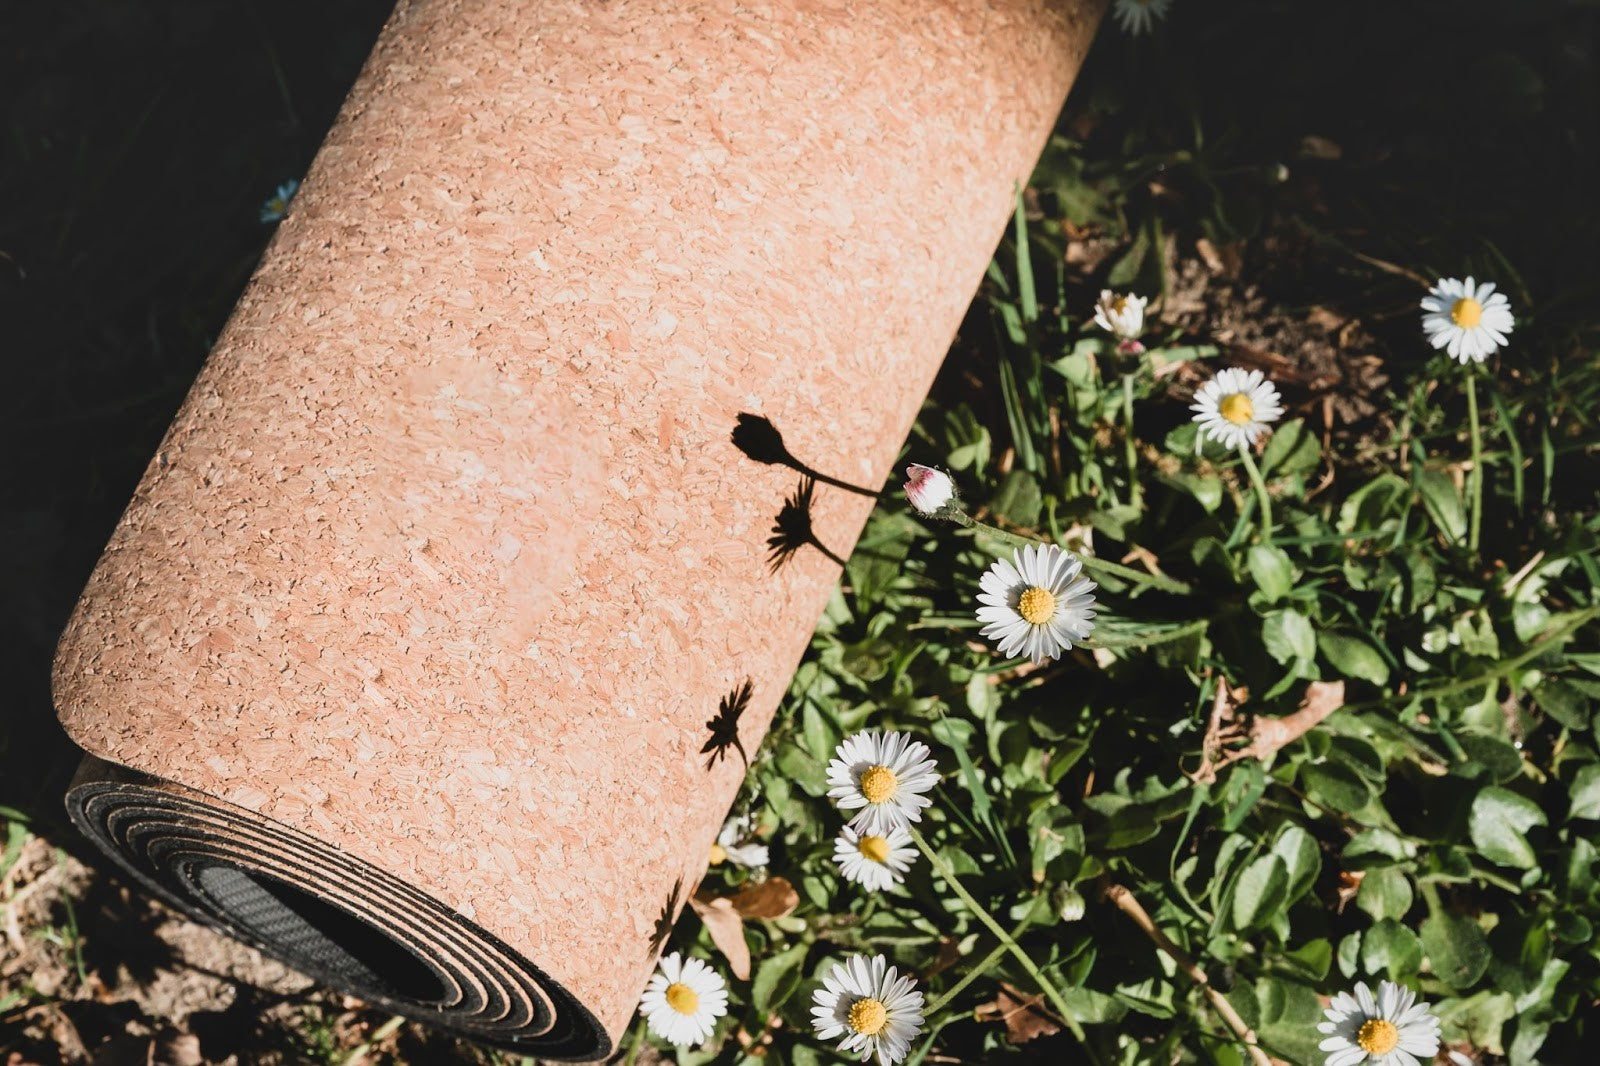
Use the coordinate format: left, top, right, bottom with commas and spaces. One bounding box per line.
52, 0, 1102, 1056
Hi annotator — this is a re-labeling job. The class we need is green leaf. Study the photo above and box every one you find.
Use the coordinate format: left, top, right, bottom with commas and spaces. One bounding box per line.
1318, 630, 1392, 686
1247, 545, 1295, 602
1469, 787, 1548, 869
1361, 918, 1423, 979
1231, 854, 1289, 932
1418, 468, 1467, 544
1300, 762, 1371, 812
1422, 910, 1492, 989
1535, 678, 1589, 730
1260, 419, 1318, 477
1262, 609, 1315, 666
1355, 866, 1414, 922
750, 942, 810, 1015
1567, 763, 1600, 821
1269, 824, 1321, 905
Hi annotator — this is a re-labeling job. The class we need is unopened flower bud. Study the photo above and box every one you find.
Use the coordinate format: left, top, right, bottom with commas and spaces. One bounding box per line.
1053, 884, 1086, 923
903, 464, 956, 516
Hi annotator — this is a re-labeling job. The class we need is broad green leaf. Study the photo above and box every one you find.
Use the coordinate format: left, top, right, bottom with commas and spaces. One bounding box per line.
1355, 866, 1414, 922
1300, 762, 1371, 812
1247, 545, 1295, 602
750, 942, 810, 1015
1318, 630, 1391, 686
1269, 824, 1321, 905
1418, 468, 1467, 543
1261, 419, 1319, 477
1231, 854, 1288, 932
1422, 910, 1492, 989
1567, 763, 1600, 821
1469, 787, 1547, 868
1361, 918, 1423, 979
1262, 609, 1315, 666
1536, 678, 1588, 731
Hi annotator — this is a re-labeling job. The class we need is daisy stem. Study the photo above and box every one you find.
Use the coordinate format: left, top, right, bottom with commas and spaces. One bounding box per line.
1236, 447, 1273, 544
1122, 373, 1142, 510
1467, 372, 1483, 553
948, 510, 1194, 596
921, 932, 1012, 1015
908, 829, 1097, 1056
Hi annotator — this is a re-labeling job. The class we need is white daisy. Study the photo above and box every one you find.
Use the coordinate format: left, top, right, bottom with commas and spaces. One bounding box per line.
1093, 289, 1148, 341
976, 543, 1097, 666
1190, 367, 1284, 451
638, 952, 728, 1047
903, 464, 956, 516
811, 954, 925, 1066
826, 732, 939, 837
259, 179, 299, 224
833, 825, 917, 892
1318, 979, 1440, 1066
710, 814, 769, 869
1112, 0, 1172, 36
1421, 275, 1514, 364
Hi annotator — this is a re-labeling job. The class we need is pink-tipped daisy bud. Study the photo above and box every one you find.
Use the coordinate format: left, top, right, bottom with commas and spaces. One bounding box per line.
903, 464, 956, 515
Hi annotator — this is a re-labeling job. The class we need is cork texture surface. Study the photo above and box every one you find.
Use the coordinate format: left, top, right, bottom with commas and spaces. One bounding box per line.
53, 0, 1102, 1039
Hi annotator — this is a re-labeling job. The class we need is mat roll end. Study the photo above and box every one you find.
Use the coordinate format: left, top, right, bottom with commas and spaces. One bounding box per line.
65, 757, 612, 1060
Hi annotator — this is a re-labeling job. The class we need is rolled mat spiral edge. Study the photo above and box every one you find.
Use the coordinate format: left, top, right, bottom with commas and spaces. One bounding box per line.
67, 758, 611, 1058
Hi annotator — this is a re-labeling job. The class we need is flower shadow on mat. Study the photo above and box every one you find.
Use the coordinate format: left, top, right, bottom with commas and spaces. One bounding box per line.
701, 679, 753, 772
765, 477, 848, 574
729, 413, 878, 498
648, 877, 684, 957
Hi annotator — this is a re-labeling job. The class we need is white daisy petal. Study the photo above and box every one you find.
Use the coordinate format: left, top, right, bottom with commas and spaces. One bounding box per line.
1421, 274, 1514, 364
826, 731, 940, 835
974, 544, 1097, 665
639, 952, 729, 1047
811, 954, 925, 1066
1317, 979, 1440, 1066
1190, 366, 1284, 451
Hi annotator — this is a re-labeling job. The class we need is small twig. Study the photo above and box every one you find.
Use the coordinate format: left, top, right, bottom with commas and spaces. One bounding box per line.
1103, 884, 1272, 1066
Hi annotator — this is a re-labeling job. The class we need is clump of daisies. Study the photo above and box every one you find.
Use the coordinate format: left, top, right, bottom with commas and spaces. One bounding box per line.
1112, 0, 1172, 36
1421, 275, 1514, 364
259, 179, 299, 224
1318, 979, 1440, 1066
638, 952, 728, 1047
826, 731, 939, 837
833, 824, 917, 892
977, 543, 1098, 666
1191, 367, 1284, 451
812, 953, 925, 1065
1093, 289, 1149, 353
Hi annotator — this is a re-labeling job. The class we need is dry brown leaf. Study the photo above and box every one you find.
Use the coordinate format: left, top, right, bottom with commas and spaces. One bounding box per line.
688, 895, 751, 980
975, 983, 1062, 1044
729, 877, 799, 920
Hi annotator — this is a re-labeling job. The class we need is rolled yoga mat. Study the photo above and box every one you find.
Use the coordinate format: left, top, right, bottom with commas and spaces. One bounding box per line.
52, 0, 1102, 1056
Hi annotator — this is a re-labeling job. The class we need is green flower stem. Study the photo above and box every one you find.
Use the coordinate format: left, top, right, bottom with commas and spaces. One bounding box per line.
1467, 372, 1484, 553
1236, 446, 1273, 544
922, 930, 1015, 1016
1122, 373, 1142, 510
945, 510, 1193, 596
908, 828, 1096, 1055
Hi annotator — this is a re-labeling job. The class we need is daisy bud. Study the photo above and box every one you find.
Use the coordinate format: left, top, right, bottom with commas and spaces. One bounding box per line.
1053, 884, 1086, 923
903, 464, 956, 516
902, 464, 947, 515
1093, 289, 1147, 341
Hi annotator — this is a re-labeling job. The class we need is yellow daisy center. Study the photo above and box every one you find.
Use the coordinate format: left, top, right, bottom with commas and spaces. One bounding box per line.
1017, 586, 1056, 625
847, 997, 889, 1036
708, 842, 727, 865
1451, 297, 1483, 328
1110, 296, 1129, 313
664, 982, 699, 1016
857, 835, 891, 863
859, 765, 898, 804
1356, 1018, 1400, 1055
1219, 392, 1254, 425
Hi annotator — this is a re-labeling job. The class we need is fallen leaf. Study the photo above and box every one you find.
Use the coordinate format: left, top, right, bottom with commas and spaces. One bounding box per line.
729, 877, 799, 920
975, 983, 1062, 1044
688, 895, 751, 980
